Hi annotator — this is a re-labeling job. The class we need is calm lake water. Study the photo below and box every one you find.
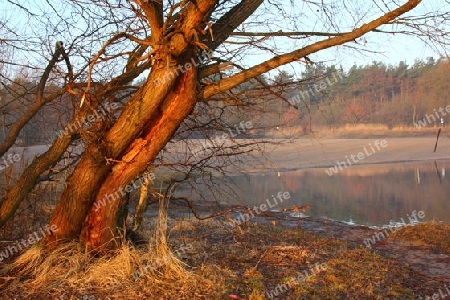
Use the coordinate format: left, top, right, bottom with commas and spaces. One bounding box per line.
181, 160, 450, 227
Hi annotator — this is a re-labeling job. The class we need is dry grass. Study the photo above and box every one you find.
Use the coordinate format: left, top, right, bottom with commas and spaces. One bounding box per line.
313, 123, 442, 138
293, 247, 413, 299
0, 230, 225, 299
388, 221, 450, 252
341, 123, 390, 131
2, 218, 448, 299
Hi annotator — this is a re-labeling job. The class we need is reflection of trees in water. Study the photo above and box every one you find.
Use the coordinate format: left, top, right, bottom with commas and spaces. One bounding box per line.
283, 176, 299, 192
229, 162, 450, 226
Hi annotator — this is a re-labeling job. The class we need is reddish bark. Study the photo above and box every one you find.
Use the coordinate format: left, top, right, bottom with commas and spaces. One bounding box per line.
81, 57, 198, 251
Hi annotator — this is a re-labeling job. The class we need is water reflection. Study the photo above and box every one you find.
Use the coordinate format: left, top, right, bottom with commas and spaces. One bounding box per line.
201, 160, 450, 227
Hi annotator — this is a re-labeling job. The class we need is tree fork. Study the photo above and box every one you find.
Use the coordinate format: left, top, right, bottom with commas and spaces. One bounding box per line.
81, 53, 198, 252
45, 0, 217, 247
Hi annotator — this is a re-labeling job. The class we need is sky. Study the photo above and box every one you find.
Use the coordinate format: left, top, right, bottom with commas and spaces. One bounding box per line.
232, 0, 449, 78
1, 0, 448, 80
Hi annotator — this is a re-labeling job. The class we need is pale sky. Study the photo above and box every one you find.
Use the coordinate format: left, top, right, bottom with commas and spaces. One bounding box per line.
1, 0, 448, 80
232, 0, 449, 78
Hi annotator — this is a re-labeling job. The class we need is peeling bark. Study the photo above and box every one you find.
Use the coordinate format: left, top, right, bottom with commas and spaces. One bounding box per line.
81, 54, 198, 251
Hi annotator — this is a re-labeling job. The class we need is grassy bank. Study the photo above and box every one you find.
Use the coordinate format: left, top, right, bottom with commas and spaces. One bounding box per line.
1, 217, 449, 299
323, 124, 445, 139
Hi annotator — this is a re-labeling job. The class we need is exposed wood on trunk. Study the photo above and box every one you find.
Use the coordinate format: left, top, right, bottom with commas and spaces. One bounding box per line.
81, 57, 198, 251
47, 0, 217, 247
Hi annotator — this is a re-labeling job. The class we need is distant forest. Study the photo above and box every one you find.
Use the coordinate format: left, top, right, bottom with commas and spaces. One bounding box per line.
270, 57, 449, 131
1, 57, 448, 145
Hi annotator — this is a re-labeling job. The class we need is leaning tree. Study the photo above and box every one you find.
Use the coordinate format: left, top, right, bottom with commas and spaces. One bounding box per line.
0, 0, 448, 252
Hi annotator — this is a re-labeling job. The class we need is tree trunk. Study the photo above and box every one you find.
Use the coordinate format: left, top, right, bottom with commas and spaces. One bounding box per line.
81, 57, 198, 251
46, 145, 112, 243
0, 135, 73, 227
45, 49, 199, 251
45, 72, 174, 244
44, 0, 217, 250
43, 0, 265, 251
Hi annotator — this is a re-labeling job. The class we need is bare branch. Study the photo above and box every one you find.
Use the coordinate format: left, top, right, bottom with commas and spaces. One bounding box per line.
203, 0, 423, 98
